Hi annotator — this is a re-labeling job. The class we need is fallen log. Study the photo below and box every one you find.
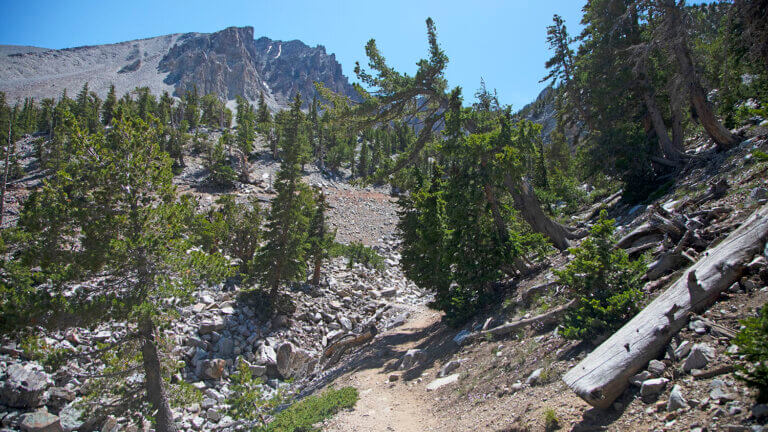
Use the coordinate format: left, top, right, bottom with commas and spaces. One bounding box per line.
563, 203, 768, 409
462, 300, 575, 344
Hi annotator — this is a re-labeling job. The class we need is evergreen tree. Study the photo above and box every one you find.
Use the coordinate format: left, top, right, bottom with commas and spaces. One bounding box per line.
235, 96, 256, 182
255, 94, 315, 300
7, 113, 228, 431
308, 188, 334, 286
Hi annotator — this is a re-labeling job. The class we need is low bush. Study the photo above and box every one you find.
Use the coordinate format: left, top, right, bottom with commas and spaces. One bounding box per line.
731, 303, 768, 403
329, 241, 384, 271
557, 210, 646, 342
263, 387, 358, 432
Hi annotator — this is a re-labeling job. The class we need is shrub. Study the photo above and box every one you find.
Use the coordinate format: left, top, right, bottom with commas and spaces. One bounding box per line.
263, 387, 358, 432
227, 362, 286, 423
329, 241, 384, 271
543, 408, 560, 431
731, 303, 768, 403
557, 210, 646, 342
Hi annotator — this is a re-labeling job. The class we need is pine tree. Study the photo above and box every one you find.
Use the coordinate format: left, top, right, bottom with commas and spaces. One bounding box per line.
255, 94, 314, 300
8, 113, 228, 431
235, 96, 256, 182
308, 188, 335, 286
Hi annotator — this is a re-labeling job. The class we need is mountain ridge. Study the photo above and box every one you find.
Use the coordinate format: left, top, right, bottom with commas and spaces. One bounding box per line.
0, 26, 358, 111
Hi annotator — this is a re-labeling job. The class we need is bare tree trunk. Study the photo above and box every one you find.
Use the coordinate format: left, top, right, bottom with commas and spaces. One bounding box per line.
670, 85, 685, 153
239, 151, 250, 183
667, 4, 738, 150
503, 175, 577, 251
641, 84, 681, 164
140, 317, 178, 432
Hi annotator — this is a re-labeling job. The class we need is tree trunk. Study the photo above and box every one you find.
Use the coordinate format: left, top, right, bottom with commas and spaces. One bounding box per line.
668, 5, 738, 150
239, 152, 250, 183
503, 175, 577, 251
563, 203, 768, 409
670, 90, 685, 154
639, 78, 681, 164
140, 317, 178, 432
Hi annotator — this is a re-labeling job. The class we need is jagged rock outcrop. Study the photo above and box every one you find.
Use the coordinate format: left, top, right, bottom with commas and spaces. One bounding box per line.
159, 26, 358, 109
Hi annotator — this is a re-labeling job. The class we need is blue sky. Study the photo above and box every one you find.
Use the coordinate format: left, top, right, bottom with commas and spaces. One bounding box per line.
1, 1, 589, 108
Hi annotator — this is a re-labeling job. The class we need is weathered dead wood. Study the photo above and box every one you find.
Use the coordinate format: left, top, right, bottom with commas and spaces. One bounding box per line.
321, 325, 378, 370
563, 203, 768, 409
463, 300, 575, 344
615, 223, 656, 250
515, 281, 557, 306
692, 364, 734, 379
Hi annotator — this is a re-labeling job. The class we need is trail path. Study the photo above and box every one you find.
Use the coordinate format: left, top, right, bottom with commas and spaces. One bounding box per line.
322, 305, 451, 432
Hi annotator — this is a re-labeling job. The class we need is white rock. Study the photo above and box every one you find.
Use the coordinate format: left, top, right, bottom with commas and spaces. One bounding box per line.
526, 368, 543, 385
426, 373, 460, 391
640, 377, 669, 396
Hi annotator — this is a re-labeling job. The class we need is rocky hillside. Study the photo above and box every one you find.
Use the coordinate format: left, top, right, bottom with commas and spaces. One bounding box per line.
0, 26, 358, 110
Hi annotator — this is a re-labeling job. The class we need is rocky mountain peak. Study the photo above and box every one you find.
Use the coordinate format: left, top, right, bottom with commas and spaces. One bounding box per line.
159, 26, 358, 109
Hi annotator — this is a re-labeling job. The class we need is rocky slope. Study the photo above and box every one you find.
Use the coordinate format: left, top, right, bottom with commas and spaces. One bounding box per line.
0, 26, 358, 111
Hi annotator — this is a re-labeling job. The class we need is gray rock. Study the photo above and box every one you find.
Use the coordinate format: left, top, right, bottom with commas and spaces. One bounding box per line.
667, 385, 688, 411
190, 417, 205, 430
683, 343, 715, 372
338, 317, 353, 331
201, 398, 216, 410
276, 342, 315, 379
526, 368, 543, 385
710, 386, 737, 402
674, 341, 691, 361
1, 363, 50, 408
199, 317, 225, 335
380, 287, 397, 298
647, 359, 666, 377
46, 387, 75, 410
59, 401, 86, 432
216, 337, 234, 358
425, 373, 460, 391
439, 360, 461, 378
400, 349, 426, 370
206, 408, 221, 423
640, 377, 669, 396
256, 344, 277, 366
630, 371, 653, 386
20, 411, 62, 432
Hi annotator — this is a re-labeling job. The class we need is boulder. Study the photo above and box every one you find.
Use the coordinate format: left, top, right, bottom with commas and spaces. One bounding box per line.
683, 343, 716, 373
20, 411, 62, 432
400, 349, 426, 370
276, 342, 316, 379
426, 373, 460, 391
1, 363, 50, 408
199, 359, 226, 380
47, 387, 76, 410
